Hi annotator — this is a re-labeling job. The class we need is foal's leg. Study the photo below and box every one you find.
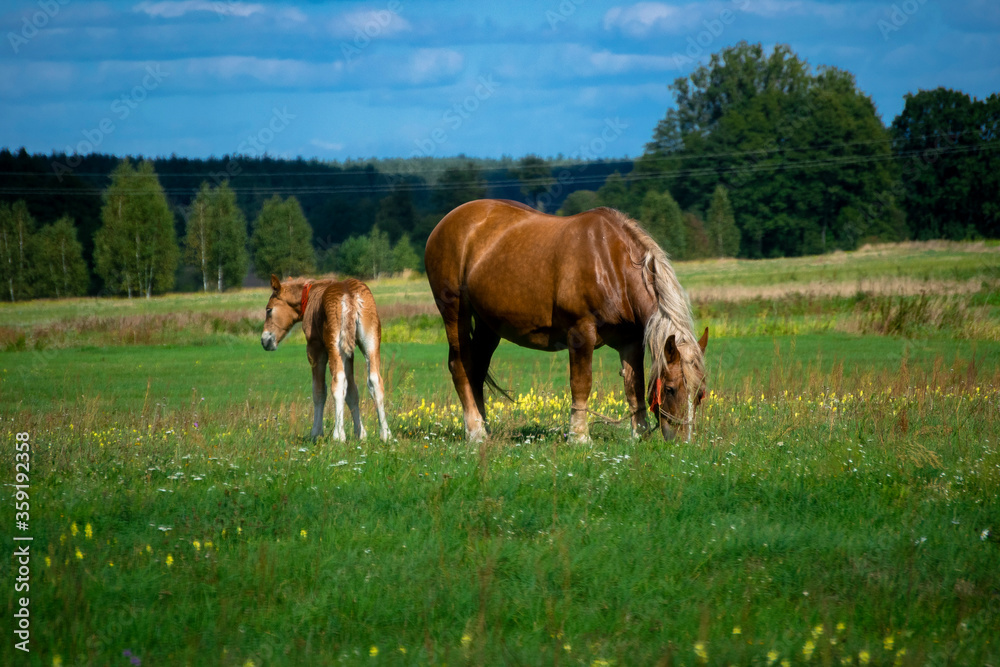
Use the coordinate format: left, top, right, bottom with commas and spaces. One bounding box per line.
343, 354, 367, 440
328, 351, 348, 442
567, 323, 596, 443
357, 316, 391, 442
308, 344, 328, 439
617, 342, 649, 438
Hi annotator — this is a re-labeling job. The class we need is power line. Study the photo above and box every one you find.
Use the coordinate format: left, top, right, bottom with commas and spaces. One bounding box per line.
0, 141, 994, 198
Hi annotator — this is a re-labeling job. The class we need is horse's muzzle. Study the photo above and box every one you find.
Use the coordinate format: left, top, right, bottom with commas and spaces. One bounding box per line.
261, 331, 278, 351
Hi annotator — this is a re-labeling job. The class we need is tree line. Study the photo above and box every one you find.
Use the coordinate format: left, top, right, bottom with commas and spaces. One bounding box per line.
1, 41, 996, 299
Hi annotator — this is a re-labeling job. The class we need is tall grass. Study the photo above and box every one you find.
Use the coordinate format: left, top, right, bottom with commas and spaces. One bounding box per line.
3, 242, 1000, 666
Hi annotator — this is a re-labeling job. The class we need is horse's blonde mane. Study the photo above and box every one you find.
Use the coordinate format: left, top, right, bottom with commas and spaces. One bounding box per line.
606, 209, 706, 392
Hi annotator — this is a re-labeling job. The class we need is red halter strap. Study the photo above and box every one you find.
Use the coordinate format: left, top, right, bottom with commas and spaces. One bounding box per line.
300, 282, 313, 314
648, 378, 663, 414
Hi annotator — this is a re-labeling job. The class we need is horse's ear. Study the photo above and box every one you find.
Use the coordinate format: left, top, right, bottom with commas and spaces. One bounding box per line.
664, 334, 680, 364
698, 327, 709, 353
270, 274, 281, 292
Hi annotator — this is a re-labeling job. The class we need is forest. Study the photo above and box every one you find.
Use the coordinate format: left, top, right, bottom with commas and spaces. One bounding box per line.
0, 42, 997, 299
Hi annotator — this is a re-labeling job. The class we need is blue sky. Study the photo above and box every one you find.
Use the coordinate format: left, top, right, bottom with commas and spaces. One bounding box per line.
2, 0, 998, 161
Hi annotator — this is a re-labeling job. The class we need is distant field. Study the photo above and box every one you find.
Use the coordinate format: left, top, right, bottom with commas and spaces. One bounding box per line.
2, 242, 999, 666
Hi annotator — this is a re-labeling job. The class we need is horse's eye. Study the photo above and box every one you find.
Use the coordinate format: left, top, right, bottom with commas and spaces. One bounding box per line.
665, 385, 676, 396
266, 308, 272, 317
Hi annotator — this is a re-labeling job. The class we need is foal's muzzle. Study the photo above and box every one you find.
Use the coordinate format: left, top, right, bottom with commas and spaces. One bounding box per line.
261, 331, 277, 351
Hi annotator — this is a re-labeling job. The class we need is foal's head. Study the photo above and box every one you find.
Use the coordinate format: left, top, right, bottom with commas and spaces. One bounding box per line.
260, 274, 307, 351
647, 328, 708, 441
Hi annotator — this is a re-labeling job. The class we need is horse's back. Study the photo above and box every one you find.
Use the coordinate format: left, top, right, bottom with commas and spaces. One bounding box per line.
425, 199, 643, 348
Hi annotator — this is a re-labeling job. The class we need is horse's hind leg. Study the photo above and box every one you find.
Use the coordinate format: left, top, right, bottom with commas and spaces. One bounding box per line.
344, 354, 367, 439
357, 313, 391, 442
328, 351, 348, 442
443, 303, 487, 441
470, 317, 501, 431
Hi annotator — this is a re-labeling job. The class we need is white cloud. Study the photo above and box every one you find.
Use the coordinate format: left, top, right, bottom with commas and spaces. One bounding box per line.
133, 1, 264, 19
403, 49, 464, 84
332, 8, 412, 38
603, 2, 686, 37
310, 139, 345, 152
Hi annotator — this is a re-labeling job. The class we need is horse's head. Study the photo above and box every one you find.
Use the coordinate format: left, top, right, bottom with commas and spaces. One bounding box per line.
647, 328, 708, 441
261, 274, 306, 351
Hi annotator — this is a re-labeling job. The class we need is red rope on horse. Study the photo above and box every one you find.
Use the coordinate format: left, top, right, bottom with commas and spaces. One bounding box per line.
300, 282, 313, 314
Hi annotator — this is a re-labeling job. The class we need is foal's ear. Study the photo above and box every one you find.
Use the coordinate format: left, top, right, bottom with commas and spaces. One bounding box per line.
698, 327, 709, 353
270, 274, 281, 292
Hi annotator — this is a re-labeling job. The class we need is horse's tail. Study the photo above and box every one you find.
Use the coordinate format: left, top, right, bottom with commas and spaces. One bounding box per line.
484, 369, 514, 402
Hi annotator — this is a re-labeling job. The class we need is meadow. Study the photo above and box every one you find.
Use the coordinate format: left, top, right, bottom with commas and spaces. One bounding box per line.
2, 241, 999, 666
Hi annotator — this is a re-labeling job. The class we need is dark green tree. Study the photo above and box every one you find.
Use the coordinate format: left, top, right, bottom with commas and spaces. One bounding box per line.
94, 161, 179, 298
375, 185, 417, 243
251, 195, 315, 280
557, 190, 599, 216
639, 190, 686, 258
639, 41, 899, 257
704, 185, 740, 257
510, 155, 553, 210
0, 200, 35, 301
185, 181, 249, 292
31, 216, 88, 298
431, 162, 487, 216
391, 233, 420, 273
891, 87, 998, 240
596, 172, 632, 214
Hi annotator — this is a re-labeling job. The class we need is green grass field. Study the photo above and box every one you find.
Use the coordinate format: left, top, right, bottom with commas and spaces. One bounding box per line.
3, 242, 999, 666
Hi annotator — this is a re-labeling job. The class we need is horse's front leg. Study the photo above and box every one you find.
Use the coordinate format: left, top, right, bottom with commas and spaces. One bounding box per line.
567, 324, 596, 443
618, 342, 649, 438
309, 345, 329, 439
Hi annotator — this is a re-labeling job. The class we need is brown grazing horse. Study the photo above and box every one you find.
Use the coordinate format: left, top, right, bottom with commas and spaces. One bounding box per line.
260, 275, 391, 441
425, 199, 707, 442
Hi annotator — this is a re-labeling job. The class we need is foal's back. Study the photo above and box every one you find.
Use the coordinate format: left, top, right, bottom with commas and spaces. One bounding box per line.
318, 278, 381, 357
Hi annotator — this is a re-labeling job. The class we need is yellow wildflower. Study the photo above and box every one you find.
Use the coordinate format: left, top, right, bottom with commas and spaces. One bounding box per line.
803, 639, 815, 660
166, 554, 174, 567
859, 650, 871, 665
85, 523, 93, 539
71, 522, 78, 537
694, 641, 708, 663
193, 540, 201, 551
767, 650, 779, 665
300, 529, 307, 539
369, 646, 378, 657
75, 548, 84, 560
883, 636, 894, 652
732, 626, 742, 636
812, 624, 824, 638
461, 634, 472, 647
